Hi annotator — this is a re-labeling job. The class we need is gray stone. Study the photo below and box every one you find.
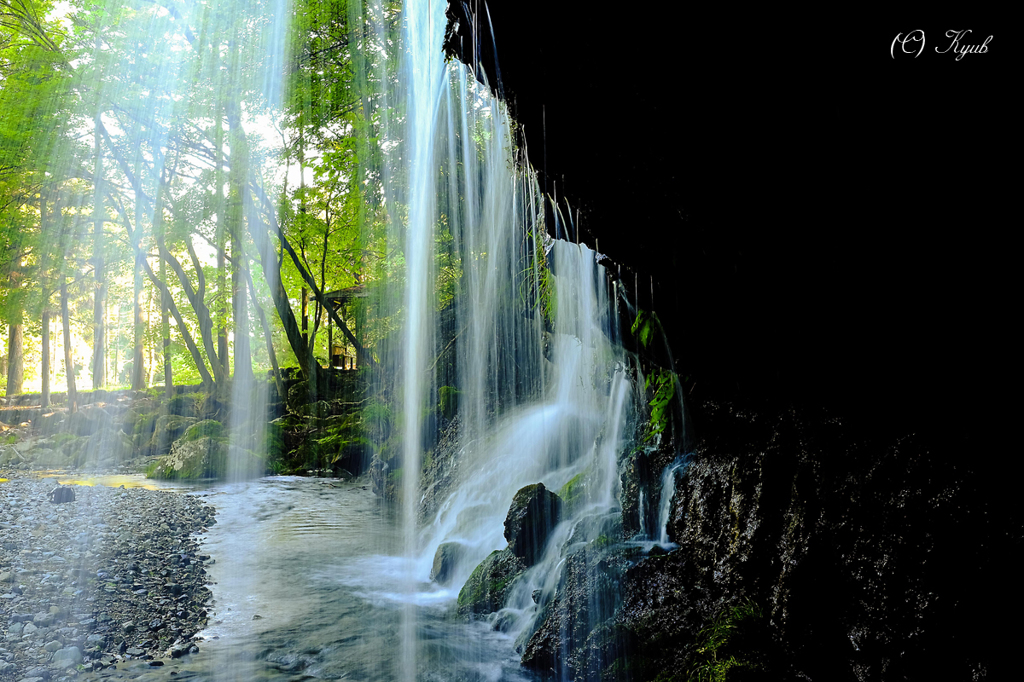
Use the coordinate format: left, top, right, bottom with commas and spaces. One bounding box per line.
24, 665, 51, 678
32, 612, 54, 627
43, 640, 62, 652
50, 645, 82, 667
429, 542, 465, 585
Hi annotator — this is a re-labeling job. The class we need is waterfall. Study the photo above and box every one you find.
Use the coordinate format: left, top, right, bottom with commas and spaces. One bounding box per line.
657, 457, 688, 547
368, 0, 639, 675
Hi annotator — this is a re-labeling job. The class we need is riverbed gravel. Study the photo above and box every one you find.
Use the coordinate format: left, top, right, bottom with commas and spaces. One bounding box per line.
0, 474, 215, 681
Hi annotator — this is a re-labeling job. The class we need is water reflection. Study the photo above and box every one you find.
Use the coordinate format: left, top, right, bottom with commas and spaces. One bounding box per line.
35, 471, 196, 491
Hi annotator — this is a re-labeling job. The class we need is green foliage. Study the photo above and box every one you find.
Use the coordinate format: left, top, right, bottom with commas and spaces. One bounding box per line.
631, 309, 662, 350
687, 600, 765, 682
645, 368, 676, 442
363, 397, 392, 440
314, 412, 368, 464
437, 385, 461, 419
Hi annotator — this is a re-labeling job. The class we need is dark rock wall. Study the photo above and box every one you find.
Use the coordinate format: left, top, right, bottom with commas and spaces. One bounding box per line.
611, 398, 1002, 681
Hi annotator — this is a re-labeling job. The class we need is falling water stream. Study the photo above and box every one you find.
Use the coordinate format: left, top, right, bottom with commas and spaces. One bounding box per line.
36, 0, 652, 678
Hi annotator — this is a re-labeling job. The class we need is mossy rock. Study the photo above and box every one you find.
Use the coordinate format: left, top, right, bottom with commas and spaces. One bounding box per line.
82, 429, 132, 467
119, 400, 158, 436
456, 547, 526, 617
54, 433, 86, 462
297, 400, 332, 419
181, 419, 224, 443
438, 385, 462, 419
147, 415, 198, 456
147, 436, 263, 480
558, 471, 588, 515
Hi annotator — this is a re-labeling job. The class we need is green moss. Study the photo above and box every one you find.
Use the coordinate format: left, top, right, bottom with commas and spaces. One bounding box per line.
438, 385, 462, 419
558, 471, 587, 512
457, 550, 500, 611
181, 420, 224, 443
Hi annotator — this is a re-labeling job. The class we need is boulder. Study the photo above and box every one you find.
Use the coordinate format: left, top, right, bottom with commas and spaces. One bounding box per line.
504, 483, 563, 565
456, 547, 526, 616
149, 435, 224, 479
81, 428, 132, 467
180, 419, 225, 443
429, 542, 465, 585
149, 435, 263, 480
148, 415, 198, 455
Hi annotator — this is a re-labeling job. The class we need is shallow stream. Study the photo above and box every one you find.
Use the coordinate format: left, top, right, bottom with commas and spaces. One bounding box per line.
84, 475, 533, 682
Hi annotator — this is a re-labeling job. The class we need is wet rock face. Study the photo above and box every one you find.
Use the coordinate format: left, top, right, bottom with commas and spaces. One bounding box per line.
520, 547, 629, 680
456, 548, 526, 617
504, 483, 563, 566
604, 399, 999, 681
451, 481, 564, 624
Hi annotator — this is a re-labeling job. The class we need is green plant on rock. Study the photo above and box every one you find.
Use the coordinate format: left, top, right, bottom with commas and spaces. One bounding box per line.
438, 385, 462, 419
631, 309, 662, 350
558, 471, 587, 513
645, 368, 676, 442
687, 600, 765, 682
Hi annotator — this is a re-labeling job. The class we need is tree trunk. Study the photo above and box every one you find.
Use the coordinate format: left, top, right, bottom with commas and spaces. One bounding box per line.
216, 111, 230, 379
61, 282, 77, 413
161, 258, 172, 399
246, 267, 285, 405
232, 236, 252, 383
302, 287, 309, 345
41, 311, 50, 408
249, 211, 313, 381
5, 324, 23, 397
131, 249, 146, 390
92, 106, 106, 389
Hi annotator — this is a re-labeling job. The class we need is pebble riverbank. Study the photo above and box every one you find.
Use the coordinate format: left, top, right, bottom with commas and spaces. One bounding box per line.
0, 475, 215, 681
